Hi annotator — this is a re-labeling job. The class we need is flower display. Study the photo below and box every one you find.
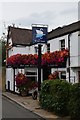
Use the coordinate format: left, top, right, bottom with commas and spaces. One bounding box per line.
41, 49, 69, 66
30, 81, 38, 90
15, 72, 31, 92
15, 72, 38, 95
48, 71, 59, 80
7, 49, 69, 67
7, 54, 38, 67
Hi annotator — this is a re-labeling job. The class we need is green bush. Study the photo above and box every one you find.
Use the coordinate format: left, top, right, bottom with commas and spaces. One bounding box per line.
68, 83, 80, 120
39, 80, 52, 110
40, 79, 71, 116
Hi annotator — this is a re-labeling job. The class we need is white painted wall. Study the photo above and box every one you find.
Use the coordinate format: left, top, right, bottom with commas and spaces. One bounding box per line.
78, 35, 80, 66
8, 44, 47, 57
51, 68, 66, 76
9, 46, 30, 57
6, 68, 26, 92
48, 35, 68, 52
70, 68, 80, 83
29, 44, 47, 54
70, 32, 78, 67
6, 68, 14, 91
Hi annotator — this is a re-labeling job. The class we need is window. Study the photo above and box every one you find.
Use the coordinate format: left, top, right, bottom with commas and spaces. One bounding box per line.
60, 71, 66, 80
47, 43, 50, 52
34, 46, 38, 54
60, 39, 65, 50
25, 71, 37, 81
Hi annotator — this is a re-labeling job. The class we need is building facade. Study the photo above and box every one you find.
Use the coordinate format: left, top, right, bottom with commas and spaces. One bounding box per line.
6, 21, 80, 92
48, 21, 80, 83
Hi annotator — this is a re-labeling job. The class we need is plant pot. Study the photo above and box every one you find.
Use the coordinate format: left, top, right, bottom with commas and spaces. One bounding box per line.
32, 90, 38, 100
20, 90, 28, 97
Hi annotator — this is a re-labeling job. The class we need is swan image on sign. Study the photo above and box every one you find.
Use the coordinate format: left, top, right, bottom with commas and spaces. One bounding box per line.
36, 28, 45, 39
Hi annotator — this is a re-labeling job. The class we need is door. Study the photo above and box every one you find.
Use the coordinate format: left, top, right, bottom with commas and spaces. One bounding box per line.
43, 66, 51, 81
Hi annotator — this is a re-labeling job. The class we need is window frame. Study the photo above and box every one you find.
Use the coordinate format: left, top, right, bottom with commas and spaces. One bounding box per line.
47, 43, 50, 53
25, 71, 37, 81
59, 71, 66, 80
60, 39, 65, 50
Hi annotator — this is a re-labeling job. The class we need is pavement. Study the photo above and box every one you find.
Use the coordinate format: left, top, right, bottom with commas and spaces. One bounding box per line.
2, 91, 70, 120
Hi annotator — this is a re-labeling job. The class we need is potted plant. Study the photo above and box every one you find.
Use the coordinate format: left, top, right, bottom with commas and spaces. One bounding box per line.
15, 72, 31, 96
48, 71, 59, 80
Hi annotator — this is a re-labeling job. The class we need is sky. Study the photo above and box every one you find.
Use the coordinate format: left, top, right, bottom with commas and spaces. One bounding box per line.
0, 0, 80, 38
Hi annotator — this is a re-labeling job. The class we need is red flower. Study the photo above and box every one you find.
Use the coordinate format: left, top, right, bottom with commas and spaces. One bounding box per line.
15, 73, 30, 88
15, 73, 38, 92
7, 49, 69, 67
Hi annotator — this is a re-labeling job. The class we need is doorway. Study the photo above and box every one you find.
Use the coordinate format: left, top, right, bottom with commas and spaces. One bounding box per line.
43, 66, 51, 81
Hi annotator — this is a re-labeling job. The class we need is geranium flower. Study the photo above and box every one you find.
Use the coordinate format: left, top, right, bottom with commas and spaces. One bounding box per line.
7, 49, 69, 67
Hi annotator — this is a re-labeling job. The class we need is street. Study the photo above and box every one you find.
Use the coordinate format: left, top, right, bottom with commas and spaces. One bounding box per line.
2, 96, 45, 120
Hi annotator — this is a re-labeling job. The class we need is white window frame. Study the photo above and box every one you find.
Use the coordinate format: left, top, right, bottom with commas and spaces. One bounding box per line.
59, 39, 65, 50
59, 71, 66, 80
25, 70, 37, 82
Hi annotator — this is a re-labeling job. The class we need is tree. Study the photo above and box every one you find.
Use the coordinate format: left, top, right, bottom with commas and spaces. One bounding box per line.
2, 40, 6, 66
0, 36, 6, 67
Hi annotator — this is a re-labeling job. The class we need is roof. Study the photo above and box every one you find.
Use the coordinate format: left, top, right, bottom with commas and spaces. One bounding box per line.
48, 20, 80, 40
7, 20, 80, 46
7, 26, 32, 46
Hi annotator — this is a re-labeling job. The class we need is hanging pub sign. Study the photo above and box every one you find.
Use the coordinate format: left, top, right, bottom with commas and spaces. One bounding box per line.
32, 24, 48, 43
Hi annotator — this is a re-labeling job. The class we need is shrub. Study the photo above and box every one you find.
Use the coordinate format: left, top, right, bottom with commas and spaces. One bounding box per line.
40, 79, 71, 116
68, 83, 80, 120
39, 80, 53, 110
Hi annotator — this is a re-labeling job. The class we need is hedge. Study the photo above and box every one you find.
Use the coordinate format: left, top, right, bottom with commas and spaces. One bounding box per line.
39, 79, 71, 116
39, 79, 80, 119
68, 83, 80, 120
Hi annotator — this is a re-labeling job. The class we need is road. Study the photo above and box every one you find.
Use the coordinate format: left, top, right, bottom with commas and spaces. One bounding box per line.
2, 96, 45, 120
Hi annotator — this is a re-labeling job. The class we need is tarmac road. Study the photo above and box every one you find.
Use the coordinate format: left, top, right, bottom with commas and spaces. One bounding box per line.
2, 96, 45, 120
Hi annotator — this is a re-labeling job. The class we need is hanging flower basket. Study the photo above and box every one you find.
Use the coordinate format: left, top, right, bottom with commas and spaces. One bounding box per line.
15, 72, 38, 96
15, 73, 31, 96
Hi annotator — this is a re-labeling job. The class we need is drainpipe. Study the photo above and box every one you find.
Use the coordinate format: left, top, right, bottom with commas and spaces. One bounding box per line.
13, 68, 15, 93
38, 44, 42, 91
68, 33, 71, 82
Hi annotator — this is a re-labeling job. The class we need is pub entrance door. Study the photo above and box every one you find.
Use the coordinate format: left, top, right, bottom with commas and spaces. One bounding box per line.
43, 66, 51, 81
